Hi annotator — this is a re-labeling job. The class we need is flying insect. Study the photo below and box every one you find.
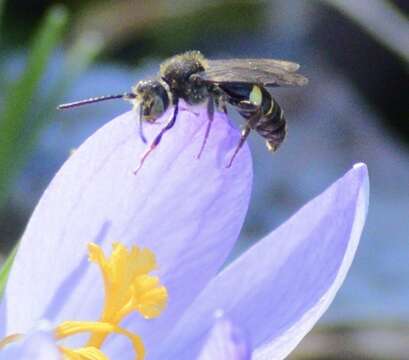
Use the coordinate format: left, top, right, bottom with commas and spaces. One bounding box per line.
58, 51, 308, 172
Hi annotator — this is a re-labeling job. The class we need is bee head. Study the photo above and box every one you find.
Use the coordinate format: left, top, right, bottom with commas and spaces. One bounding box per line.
132, 80, 170, 122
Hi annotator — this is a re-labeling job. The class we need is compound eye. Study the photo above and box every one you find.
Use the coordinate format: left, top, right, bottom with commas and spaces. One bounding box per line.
152, 94, 166, 117
141, 94, 166, 122
134, 79, 169, 122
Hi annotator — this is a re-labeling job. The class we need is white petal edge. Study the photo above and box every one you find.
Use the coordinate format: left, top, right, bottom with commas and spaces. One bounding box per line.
155, 163, 369, 360
254, 162, 369, 359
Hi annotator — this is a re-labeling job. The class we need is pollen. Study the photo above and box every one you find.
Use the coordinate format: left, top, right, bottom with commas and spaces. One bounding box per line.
0, 242, 168, 360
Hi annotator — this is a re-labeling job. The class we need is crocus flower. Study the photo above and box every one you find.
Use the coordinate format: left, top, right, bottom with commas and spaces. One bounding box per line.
0, 102, 368, 359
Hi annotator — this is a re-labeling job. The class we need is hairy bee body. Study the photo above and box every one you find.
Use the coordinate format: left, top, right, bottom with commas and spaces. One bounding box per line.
58, 50, 307, 170
160, 51, 209, 105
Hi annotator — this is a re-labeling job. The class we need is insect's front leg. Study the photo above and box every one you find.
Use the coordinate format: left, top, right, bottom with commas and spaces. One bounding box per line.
138, 104, 148, 144
134, 99, 179, 174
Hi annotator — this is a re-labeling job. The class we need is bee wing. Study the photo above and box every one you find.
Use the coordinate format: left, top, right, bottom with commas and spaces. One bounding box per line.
210, 58, 302, 72
201, 59, 308, 87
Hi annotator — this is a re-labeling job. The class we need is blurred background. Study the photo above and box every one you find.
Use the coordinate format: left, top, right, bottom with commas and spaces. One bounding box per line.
0, 0, 408, 358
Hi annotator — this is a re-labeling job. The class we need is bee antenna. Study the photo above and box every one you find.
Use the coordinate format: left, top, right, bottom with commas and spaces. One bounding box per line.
57, 92, 136, 110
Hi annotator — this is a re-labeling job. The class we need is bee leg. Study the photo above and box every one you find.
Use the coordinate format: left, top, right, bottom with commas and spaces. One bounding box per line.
215, 95, 228, 114
196, 96, 215, 159
226, 103, 262, 168
237, 100, 258, 112
133, 99, 179, 175
138, 104, 148, 144
226, 125, 251, 168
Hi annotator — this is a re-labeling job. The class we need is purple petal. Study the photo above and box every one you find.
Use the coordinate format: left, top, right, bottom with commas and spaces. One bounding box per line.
158, 163, 369, 360
197, 312, 251, 360
0, 324, 60, 360
1, 102, 252, 348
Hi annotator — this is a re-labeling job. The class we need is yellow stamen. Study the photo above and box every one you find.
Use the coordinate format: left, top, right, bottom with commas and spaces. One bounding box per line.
56, 320, 145, 359
86, 243, 168, 349
0, 242, 168, 360
60, 346, 109, 360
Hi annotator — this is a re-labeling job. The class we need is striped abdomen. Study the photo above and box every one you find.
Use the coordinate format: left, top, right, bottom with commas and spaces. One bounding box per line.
252, 89, 287, 152
219, 83, 287, 151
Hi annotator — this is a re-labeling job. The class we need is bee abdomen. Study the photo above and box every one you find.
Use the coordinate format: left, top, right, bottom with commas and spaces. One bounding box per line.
255, 99, 287, 152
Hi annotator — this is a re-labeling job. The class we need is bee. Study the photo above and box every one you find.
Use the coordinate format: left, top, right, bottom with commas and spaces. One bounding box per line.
58, 51, 308, 172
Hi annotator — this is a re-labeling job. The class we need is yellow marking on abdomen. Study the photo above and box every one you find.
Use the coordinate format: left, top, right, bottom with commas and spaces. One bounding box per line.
265, 101, 275, 116
249, 85, 262, 106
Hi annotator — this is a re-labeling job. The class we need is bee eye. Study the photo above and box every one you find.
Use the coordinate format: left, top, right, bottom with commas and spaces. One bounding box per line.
141, 93, 167, 122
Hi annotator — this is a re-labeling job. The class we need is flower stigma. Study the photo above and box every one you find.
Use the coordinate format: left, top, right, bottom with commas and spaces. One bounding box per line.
1, 242, 168, 360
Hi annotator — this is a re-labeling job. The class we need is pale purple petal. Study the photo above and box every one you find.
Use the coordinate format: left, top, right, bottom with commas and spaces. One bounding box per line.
197, 312, 251, 360
1, 102, 252, 348
158, 163, 369, 360
0, 324, 59, 360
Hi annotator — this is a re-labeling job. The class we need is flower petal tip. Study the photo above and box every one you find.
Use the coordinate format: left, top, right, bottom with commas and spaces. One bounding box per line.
350, 162, 369, 215
352, 162, 368, 183
352, 162, 366, 170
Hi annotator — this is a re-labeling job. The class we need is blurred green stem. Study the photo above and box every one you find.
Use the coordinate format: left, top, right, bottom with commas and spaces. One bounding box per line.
0, 5, 68, 207
19, 32, 104, 164
0, 28, 103, 296
45, 32, 104, 110
0, 244, 17, 298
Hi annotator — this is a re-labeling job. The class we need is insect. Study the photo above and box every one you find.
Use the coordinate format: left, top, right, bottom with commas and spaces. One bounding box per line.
58, 51, 308, 172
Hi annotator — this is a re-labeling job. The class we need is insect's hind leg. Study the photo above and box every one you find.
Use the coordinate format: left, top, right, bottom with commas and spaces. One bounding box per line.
215, 94, 228, 114
226, 125, 251, 168
226, 100, 262, 168
196, 96, 215, 159
133, 99, 179, 174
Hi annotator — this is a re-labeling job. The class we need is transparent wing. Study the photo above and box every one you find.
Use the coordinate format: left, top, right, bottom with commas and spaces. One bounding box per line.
201, 59, 308, 87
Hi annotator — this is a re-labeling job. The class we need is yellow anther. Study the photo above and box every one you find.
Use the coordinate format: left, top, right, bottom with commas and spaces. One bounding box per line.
68, 242, 166, 358
87, 241, 167, 323
0, 242, 167, 360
